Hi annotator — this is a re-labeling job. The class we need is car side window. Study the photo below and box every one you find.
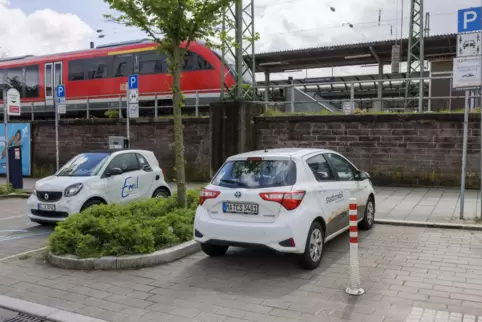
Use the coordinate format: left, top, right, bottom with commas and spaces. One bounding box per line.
325, 153, 356, 181
306, 154, 335, 181
136, 153, 152, 171
106, 153, 140, 173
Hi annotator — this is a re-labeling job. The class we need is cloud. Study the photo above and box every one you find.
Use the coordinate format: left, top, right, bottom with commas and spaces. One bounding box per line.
0, 1, 93, 57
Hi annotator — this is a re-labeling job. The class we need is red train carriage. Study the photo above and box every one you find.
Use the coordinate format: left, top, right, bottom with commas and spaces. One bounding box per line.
0, 39, 251, 118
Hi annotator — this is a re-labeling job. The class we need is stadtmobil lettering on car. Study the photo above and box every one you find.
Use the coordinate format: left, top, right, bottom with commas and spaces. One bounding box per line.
194, 148, 376, 270
27, 149, 171, 225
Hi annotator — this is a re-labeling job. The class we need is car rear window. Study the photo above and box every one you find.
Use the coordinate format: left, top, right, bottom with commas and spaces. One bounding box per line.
212, 159, 297, 188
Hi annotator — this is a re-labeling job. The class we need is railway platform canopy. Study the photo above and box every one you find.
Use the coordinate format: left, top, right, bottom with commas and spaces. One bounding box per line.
245, 33, 456, 75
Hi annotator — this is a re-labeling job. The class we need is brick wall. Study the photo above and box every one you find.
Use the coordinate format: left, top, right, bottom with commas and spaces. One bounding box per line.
31, 118, 210, 181
255, 114, 481, 188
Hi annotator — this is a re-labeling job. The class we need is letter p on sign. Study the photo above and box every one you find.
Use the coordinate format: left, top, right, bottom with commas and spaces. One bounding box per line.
458, 7, 482, 33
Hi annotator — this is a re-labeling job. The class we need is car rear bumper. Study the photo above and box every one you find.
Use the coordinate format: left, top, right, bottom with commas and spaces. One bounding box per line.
193, 206, 304, 253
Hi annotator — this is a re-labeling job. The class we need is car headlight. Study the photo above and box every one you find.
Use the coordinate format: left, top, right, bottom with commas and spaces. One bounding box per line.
64, 183, 83, 197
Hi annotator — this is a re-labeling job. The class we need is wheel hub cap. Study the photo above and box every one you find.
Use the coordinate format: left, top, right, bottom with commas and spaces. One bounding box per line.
309, 228, 323, 262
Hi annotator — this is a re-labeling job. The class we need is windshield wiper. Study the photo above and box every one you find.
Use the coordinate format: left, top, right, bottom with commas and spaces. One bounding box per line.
220, 179, 245, 186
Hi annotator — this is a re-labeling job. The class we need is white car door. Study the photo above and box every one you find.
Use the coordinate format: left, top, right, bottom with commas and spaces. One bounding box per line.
304, 153, 349, 236
103, 152, 143, 204
134, 152, 156, 200
324, 153, 364, 220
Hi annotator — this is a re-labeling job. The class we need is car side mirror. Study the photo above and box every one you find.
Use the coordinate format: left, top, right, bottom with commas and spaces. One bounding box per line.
357, 171, 370, 180
106, 167, 123, 177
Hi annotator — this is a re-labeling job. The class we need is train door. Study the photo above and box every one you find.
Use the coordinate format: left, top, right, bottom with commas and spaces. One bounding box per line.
44, 61, 63, 100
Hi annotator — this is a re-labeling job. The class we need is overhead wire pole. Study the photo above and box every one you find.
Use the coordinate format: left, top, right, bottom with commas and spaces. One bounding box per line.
221, 0, 256, 100
404, 0, 425, 111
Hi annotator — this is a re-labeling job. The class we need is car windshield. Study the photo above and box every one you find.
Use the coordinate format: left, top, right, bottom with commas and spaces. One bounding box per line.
212, 159, 296, 188
57, 153, 110, 177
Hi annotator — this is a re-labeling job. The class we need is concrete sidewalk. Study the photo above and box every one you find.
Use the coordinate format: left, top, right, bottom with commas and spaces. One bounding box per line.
375, 187, 481, 225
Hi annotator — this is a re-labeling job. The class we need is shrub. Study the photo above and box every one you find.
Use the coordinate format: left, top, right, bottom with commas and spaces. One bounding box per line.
48, 189, 201, 258
0, 184, 14, 195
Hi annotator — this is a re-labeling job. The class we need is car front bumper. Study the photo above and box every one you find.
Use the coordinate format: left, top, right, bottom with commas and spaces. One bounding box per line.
27, 193, 84, 223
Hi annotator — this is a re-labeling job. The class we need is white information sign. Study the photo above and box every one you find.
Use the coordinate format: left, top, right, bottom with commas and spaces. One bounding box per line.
457, 32, 481, 57
6, 88, 21, 116
128, 89, 139, 104
342, 102, 354, 115
453, 56, 482, 88
129, 103, 139, 118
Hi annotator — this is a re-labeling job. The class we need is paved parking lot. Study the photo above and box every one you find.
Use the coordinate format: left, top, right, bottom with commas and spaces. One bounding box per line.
0, 225, 481, 322
0, 199, 53, 260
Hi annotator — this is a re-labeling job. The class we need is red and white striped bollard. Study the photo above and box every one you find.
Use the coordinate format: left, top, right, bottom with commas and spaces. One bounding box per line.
345, 197, 365, 296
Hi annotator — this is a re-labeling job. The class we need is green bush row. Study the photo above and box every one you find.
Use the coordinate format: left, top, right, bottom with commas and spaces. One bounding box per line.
48, 189, 200, 258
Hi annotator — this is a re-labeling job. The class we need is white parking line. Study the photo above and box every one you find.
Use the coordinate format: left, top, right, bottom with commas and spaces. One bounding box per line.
0, 247, 47, 262
0, 215, 24, 221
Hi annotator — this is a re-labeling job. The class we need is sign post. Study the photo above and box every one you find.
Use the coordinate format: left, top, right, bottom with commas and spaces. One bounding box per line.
456, 7, 482, 219
54, 85, 65, 171
5, 88, 21, 186
127, 74, 139, 147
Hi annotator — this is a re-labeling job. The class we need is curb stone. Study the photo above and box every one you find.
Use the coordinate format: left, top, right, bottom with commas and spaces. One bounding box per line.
0, 193, 29, 200
47, 240, 201, 270
0, 294, 107, 322
375, 218, 482, 231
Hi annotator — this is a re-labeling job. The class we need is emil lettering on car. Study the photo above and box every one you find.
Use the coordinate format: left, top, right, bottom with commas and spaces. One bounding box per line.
121, 176, 140, 198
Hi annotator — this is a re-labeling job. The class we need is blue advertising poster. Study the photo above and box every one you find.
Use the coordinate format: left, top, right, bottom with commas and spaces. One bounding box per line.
0, 123, 31, 176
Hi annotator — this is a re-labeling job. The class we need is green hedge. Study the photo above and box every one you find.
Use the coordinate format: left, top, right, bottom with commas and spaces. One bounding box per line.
48, 189, 200, 258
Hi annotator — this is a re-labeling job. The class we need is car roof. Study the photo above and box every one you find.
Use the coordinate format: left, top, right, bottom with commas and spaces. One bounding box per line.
84, 149, 153, 155
227, 148, 335, 160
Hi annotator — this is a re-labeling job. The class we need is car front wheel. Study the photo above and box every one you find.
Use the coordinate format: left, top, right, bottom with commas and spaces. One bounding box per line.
299, 221, 324, 270
359, 196, 375, 230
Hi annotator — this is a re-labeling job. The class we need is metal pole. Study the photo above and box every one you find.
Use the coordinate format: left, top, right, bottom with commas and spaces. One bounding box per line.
54, 91, 59, 171
3, 86, 9, 185
290, 83, 295, 113
31, 102, 34, 121
86, 98, 90, 119
154, 94, 158, 118
195, 91, 199, 117
350, 82, 355, 113
235, 0, 243, 99
460, 90, 469, 219
126, 83, 130, 143
418, 0, 425, 113
480, 2, 482, 220
220, 10, 226, 99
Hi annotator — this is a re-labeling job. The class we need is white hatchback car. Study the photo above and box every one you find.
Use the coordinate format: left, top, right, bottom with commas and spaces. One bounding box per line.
27, 149, 171, 225
194, 148, 375, 269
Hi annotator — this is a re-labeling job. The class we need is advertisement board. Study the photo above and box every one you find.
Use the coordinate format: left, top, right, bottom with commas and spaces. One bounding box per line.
0, 123, 31, 176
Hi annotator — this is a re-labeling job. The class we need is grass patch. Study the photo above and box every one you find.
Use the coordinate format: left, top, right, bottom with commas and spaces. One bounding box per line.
48, 189, 201, 258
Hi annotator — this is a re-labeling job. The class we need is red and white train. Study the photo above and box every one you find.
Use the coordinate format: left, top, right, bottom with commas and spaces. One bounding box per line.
0, 39, 252, 118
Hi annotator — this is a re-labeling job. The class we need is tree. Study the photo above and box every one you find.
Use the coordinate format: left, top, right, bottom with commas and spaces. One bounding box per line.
104, 0, 236, 207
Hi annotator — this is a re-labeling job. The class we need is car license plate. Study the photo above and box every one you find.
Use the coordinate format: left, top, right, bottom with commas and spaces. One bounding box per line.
38, 204, 55, 211
223, 202, 258, 215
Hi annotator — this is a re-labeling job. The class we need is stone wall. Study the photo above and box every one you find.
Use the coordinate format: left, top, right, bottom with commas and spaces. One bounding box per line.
255, 114, 481, 188
31, 118, 210, 181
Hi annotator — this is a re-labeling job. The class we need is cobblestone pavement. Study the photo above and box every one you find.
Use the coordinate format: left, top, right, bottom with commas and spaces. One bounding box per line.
0, 225, 481, 322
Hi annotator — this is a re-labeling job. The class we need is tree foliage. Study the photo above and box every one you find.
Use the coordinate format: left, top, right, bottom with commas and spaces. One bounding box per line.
103, 0, 236, 207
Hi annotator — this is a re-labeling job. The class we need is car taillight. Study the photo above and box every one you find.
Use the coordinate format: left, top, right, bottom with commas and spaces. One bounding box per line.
259, 191, 305, 210
200, 189, 220, 205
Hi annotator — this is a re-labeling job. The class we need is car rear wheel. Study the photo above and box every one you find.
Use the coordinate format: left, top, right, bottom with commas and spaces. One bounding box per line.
153, 187, 169, 199
201, 243, 229, 257
359, 196, 375, 230
299, 221, 324, 270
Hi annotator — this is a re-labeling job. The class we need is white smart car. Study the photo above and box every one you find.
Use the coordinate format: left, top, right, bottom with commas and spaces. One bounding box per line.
194, 148, 375, 269
27, 149, 171, 225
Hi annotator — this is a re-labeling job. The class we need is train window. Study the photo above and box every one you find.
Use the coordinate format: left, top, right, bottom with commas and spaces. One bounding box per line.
45, 64, 53, 97
182, 51, 212, 71
69, 60, 85, 81
113, 55, 133, 77
25, 65, 39, 98
7, 68, 23, 95
86, 58, 110, 79
138, 51, 167, 74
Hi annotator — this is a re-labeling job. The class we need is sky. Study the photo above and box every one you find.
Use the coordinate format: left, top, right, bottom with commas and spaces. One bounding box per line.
1, 0, 481, 80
